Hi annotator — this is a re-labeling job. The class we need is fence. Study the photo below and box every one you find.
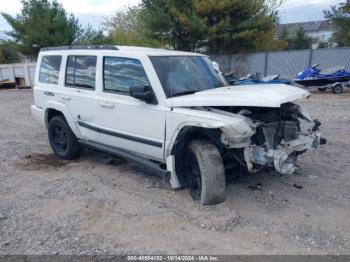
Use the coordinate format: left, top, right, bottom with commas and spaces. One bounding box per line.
0, 63, 36, 86
210, 47, 350, 80
2, 47, 350, 86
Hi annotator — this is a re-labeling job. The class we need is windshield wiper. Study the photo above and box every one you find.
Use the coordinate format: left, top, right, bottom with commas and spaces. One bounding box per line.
171, 90, 198, 97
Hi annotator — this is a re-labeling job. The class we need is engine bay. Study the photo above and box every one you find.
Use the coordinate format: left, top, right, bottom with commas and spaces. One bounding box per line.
210, 103, 324, 175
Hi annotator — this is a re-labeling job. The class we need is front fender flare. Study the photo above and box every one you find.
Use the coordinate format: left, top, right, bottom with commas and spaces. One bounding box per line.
166, 119, 254, 158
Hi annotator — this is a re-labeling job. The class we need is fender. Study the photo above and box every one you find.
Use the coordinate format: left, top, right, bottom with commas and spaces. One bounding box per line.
44, 100, 82, 139
165, 107, 255, 158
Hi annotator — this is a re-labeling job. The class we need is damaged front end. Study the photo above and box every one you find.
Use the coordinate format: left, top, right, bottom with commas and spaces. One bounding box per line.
244, 124, 322, 174
217, 103, 326, 175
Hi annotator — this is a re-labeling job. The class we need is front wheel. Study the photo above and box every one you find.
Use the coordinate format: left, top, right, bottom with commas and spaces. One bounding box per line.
48, 116, 82, 160
185, 140, 226, 205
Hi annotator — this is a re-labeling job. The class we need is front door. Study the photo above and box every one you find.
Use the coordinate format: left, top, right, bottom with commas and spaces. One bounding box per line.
91, 56, 166, 161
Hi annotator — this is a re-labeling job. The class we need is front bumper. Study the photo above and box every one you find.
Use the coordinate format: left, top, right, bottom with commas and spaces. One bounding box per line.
244, 132, 323, 174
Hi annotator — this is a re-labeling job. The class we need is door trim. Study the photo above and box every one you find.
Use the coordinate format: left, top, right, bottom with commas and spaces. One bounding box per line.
77, 120, 163, 148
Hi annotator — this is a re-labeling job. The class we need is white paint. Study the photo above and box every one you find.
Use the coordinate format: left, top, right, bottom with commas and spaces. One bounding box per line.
166, 84, 310, 108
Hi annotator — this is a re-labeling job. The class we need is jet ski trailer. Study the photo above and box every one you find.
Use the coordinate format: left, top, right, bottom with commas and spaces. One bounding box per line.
294, 64, 350, 94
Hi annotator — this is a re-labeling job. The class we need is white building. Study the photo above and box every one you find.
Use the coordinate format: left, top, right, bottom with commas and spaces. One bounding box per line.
276, 20, 336, 49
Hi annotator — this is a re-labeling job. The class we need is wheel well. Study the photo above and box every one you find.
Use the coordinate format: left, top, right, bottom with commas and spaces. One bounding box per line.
172, 127, 224, 187
46, 109, 64, 125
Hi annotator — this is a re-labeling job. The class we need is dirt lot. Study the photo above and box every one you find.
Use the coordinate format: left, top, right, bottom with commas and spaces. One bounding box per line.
0, 88, 350, 255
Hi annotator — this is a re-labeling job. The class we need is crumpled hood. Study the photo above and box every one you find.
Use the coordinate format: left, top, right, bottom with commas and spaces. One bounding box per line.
166, 84, 310, 108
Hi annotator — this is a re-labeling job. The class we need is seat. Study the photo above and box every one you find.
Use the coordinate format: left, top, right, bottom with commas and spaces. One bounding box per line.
261, 74, 279, 82
320, 66, 345, 75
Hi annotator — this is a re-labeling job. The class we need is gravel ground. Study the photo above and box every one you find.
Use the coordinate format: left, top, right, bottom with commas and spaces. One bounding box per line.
0, 88, 350, 255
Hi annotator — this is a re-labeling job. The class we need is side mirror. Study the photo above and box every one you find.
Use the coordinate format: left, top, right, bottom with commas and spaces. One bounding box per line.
129, 86, 156, 104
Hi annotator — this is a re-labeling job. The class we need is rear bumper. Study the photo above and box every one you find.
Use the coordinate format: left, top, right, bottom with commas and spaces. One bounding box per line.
31, 105, 46, 127
244, 132, 323, 175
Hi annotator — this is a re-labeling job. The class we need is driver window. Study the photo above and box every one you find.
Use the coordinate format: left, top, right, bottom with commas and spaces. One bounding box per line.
103, 57, 151, 95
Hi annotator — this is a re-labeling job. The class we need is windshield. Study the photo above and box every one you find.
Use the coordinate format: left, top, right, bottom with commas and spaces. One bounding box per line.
150, 56, 227, 98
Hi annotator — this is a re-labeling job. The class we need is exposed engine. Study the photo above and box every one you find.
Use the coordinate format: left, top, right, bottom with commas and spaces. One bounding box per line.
212, 103, 323, 175
241, 103, 301, 150
214, 103, 304, 147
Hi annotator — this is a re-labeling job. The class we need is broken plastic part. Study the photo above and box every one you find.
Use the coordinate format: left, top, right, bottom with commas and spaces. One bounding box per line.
312, 119, 321, 132
244, 131, 322, 175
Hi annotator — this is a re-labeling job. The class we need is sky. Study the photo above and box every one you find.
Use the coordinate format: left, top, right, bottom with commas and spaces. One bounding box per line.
279, 0, 342, 23
0, 0, 344, 34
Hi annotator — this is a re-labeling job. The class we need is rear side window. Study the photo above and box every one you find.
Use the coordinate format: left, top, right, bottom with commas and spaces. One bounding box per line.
103, 57, 150, 94
65, 56, 97, 89
39, 56, 62, 84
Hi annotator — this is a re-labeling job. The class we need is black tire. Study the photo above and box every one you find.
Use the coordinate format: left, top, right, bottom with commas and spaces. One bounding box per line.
318, 87, 327, 92
332, 84, 343, 94
48, 115, 82, 160
185, 140, 225, 205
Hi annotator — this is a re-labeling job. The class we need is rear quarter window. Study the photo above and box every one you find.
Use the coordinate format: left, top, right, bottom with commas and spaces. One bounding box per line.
39, 55, 62, 84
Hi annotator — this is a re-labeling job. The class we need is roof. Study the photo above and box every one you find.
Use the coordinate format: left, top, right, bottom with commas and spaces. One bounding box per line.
40, 45, 119, 51
276, 20, 335, 35
40, 45, 204, 56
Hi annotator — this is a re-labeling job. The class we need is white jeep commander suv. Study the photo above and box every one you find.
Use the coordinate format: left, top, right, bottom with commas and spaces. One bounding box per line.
31, 45, 326, 205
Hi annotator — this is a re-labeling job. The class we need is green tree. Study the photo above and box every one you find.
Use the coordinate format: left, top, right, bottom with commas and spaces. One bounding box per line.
274, 27, 290, 50
193, 0, 280, 53
278, 28, 289, 42
0, 41, 21, 63
74, 25, 112, 45
1, 0, 80, 56
104, 6, 164, 47
324, 1, 350, 47
318, 42, 329, 49
277, 27, 311, 50
139, 0, 281, 52
289, 27, 312, 50
140, 0, 205, 51
256, 29, 288, 51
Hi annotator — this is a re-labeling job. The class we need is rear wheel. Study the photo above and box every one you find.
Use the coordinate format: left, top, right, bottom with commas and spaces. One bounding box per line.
332, 84, 343, 94
185, 140, 225, 205
48, 116, 82, 160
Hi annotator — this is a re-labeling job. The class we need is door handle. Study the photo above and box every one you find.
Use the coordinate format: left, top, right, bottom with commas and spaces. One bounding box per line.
99, 101, 115, 109
60, 95, 71, 101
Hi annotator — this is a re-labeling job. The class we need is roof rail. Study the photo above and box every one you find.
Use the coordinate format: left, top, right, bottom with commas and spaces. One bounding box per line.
40, 45, 119, 51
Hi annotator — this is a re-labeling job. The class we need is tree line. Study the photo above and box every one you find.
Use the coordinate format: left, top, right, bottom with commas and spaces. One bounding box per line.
0, 0, 349, 63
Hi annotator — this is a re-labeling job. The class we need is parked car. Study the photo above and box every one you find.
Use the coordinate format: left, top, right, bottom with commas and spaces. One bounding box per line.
31, 45, 326, 205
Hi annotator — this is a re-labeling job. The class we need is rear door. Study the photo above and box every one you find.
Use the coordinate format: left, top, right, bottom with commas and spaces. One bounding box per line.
59, 54, 101, 142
